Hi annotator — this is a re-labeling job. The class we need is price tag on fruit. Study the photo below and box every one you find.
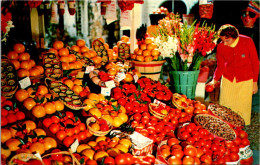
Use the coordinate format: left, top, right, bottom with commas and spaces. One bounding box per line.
105, 80, 116, 89
19, 77, 31, 89
133, 74, 139, 83
115, 72, 126, 82
239, 145, 253, 159
153, 99, 166, 108
85, 66, 95, 74
71, 139, 79, 153
34, 152, 42, 161
101, 87, 111, 96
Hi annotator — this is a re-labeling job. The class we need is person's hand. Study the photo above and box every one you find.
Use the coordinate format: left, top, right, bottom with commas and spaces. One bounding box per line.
253, 82, 258, 94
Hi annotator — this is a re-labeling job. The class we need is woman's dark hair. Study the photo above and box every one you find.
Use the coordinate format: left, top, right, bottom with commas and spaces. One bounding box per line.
220, 27, 238, 39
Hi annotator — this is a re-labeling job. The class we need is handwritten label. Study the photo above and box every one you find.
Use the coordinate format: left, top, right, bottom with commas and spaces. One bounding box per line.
133, 74, 139, 83
239, 145, 253, 159
34, 152, 42, 161
105, 80, 116, 89
115, 72, 126, 82
153, 99, 166, 108
101, 87, 111, 96
19, 77, 31, 89
71, 139, 79, 153
85, 66, 95, 74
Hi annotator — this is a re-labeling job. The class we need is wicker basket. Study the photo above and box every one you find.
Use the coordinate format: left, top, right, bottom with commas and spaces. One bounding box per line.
8, 153, 44, 165
132, 60, 165, 81
148, 103, 167, 119
172, 93, 188, 110
86, 117, 112, 136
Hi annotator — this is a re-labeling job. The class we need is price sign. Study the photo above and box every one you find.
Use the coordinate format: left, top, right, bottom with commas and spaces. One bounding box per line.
70, 139, 79, 153
85, 66, 95, 74
239, 145, 253, 159
19, 77, 31, 89
133, 74, 139, 83
153, 99, 166, 108
101, 87, 111, 96
115, 72, 126, 82
105, 80, 116, 89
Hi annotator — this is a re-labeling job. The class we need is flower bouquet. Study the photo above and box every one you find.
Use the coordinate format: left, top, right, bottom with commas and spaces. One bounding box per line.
1, 8, 14, 43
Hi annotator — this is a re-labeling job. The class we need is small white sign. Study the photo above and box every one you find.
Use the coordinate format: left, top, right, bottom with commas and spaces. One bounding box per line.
85, 66, 95, 74
133, 74, 139, 83
19, 77, 31, 89
105, 80, 116, 89
153, 99, 166, 108
34, 152, 42, 161
239, 145, 253, 160
115, 72, 126, 82
70, 139, 79, 153
101, 87, 111, 96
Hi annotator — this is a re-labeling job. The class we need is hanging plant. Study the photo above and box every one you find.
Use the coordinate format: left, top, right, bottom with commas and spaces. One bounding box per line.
58, 0, 65, 15
117, 0, 144, 12
27, 0, 43, 8
68, 0, 76, 15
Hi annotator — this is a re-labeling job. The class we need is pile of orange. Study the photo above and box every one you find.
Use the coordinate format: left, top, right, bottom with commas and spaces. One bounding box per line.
50, 40, 84, 71
63, 78, 84, 95
15, 85, 64, 118
7, 43, 44, 78
131, 37, 160, 62
3, 120, 57, 155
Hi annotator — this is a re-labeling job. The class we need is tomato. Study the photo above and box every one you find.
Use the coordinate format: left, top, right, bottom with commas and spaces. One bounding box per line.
147, 126, 156, 135
113, 92, 122, 100
171, 149, 184, 159
124, 102, 133, 111
241, 138, 250, 146
230, 152, 240, 161
114, 154, 127, 165
78, 123, 86, 131
200, 154, 212, 164
51, 149, 63, 161
186, 137, 195, 144
124, 153, 133, 164
118, 98, 127, 106
49, 123, 60, 134
16, 111, 25, 120
143, 154, 155, 164
230, 145, 239, 153
180, 131, 190, 140
104, 156, 115, 165
131, 121, 139, 128
225, 141, 234, 149
205, 85, 214, 92
238, 130, 248, 139
184, 145, 197, 157
211, 143, 219, 151
51, 116, 60, 123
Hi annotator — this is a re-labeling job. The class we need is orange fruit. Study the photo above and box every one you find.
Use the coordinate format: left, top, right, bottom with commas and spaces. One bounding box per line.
20, 60, 32, 70
136, 49, 143, 56
118, 113, 128, 123
23, 97, 36, 110
43, 137, 57, 151
15, 89, 29, 102
32, 105, 46, 118
48, 48, 58, 55
83, 99, 96, 111
10, 60, 20, 70
147, 43, 157, 51
44, 102, 56, 114
5, 139, 21, 151
54, 100, 64, 111
59, 48, 69, 56
33, 129, 46, 136
142, 50, 151, 57
29, 67, 40, 77
81, 149, 95, 160
13, 43, 25, 53
64, 79, 74, 89
68, 54, 76, 62
90, 123, 100, 131
56, 130, 67, 141
89, 108, 102, 117
124, 73, 133, 82
88, 50, 97, 58
23, 120, 36, 132
1, 147, 11, 159
80, 46, 89, 53
151, 48, 160, 56
115, 144, 128, 153
77, 144, 91, 153
145, 37, 154, 45
97, 38, 105, 43
121, 35, 129, 42
28, 59, 36, 67
34, 65, 44, 74
7, 51, 19, 60
71, 45, 80, 52
73, 79, 82, 86
140, 44, 147, 50
88, 93, 100, 104
94, 151, 109, 161
1, 128, 12, 143
53, 41, 64, 50
92, 56, 102, 64
74, 61, 83, 69
98, 93, 105, 102
29, 142, 45, 155
153, 55, 159, 60
113, 45, 118, 53
104, 43, 109, 50
62, 62, 70, 70
37, 85, 48, 95
69, 62, 76, 69
72, 85, 83, 94
144, 56, 153, 62
112, 117, 123, 127
60, 56, 70, 63
136, 55, 144, 62
18, 52, 30, 61
119, 138, 132, 148
76, 39, 86, 47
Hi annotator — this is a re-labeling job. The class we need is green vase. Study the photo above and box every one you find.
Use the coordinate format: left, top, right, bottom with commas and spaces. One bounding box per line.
169, 70, 200, 99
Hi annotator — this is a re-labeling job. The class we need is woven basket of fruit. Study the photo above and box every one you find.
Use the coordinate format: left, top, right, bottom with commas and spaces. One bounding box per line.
148, 103, 167, 119
1, 59, 18, 99
194, 114, 237, 141
207, 103, 245, 128
42, 149, 80, 165
86, 117, 112, 136
172, 93, 188, 110
8, 153, 43, 165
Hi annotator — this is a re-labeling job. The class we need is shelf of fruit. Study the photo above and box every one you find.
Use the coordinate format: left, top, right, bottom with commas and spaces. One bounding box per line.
1, 38, 254, 165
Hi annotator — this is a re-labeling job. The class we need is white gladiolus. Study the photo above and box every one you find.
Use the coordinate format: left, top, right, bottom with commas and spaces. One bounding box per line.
154, 36, 179, 59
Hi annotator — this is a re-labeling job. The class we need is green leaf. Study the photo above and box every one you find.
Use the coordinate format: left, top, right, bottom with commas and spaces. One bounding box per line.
134, 93, 138, 100
66, 124, 75, 129
38, 135, 46, 139
105, 96, 111, 100
80, 158, 85, 164
75, 116, 79, 122
112, 105, 118, 111
3, 105, 11, 111
137, 84, 141, 91
18, 138, 25, 145
60, 122, 65, 127
13, 102, 17, 109
12, 126, 18, 131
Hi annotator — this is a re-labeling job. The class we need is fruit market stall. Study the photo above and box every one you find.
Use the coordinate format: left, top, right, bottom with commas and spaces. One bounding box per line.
1, 1, 257, 165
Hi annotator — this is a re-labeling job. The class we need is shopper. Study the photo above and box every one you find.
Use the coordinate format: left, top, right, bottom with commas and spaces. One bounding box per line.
209, 24, 259, 125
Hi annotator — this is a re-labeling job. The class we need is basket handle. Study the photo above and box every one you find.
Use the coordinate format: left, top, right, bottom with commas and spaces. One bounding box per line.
42, 149, 80, 165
